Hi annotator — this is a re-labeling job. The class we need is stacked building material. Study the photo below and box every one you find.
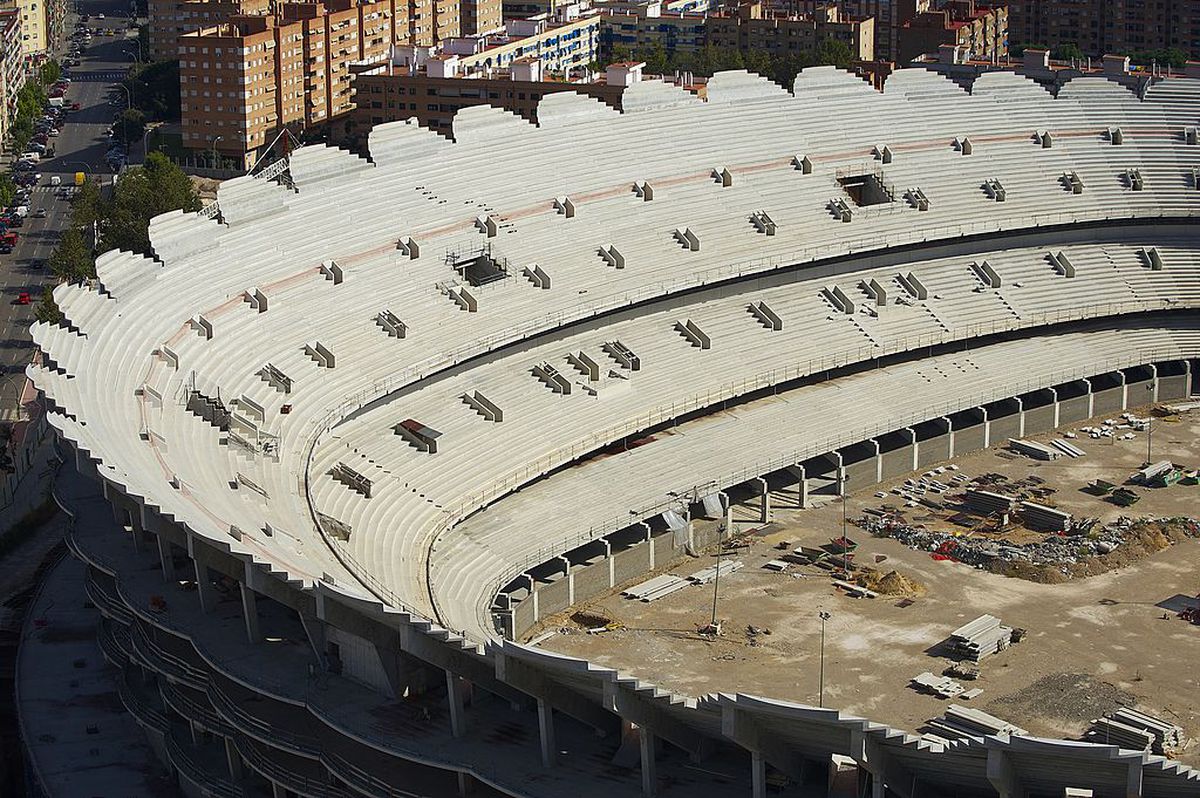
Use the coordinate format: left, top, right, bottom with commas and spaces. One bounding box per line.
687, 560, 743, 585
1050, 439, 1086, 458
1132, 460, 1174, 484
927, 704, 1027, 740
623, 574, 689, 602
1009, 438, 1062, 460
948, 615, 1014, 662
963, 489, 1013, 516
1087, 709, 1184, 754
1020, 501, 1073, 532
912, 672, 964, 698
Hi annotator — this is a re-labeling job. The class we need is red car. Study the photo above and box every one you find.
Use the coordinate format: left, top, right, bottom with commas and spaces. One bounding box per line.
1, 232, 18, 247
16, 291, 31, 304
70, 102, 80, 111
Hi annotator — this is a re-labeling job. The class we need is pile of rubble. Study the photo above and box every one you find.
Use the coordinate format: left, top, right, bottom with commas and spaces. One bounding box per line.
859, 512, 1199, 576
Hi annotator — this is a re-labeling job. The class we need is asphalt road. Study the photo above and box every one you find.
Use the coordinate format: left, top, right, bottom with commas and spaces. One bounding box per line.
0, 0, 139, 378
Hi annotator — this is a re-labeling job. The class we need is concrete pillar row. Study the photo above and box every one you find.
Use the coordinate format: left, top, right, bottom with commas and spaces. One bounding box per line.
240, 582, 261, 644
537, 697, 557, 767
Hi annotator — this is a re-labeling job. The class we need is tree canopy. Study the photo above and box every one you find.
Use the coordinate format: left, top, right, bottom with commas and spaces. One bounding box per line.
124, 60, 181, 121
101, 152, 201, 254
607, 39, 854, 89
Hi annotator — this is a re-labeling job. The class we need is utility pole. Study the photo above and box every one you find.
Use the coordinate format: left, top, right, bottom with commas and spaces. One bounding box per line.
818, 610, 831, 707
841, 471, 850, 577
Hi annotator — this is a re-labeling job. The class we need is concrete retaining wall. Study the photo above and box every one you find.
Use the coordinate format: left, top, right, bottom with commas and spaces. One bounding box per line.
1126, 378, 1153, 406
1159, 374, 1189, 401
536, 578, 570, 619
879, 446, 914, 481
1092, 386, 1124, 416
1023, 405, 1056, 436
843, 457, 877, 489
954, 424, 986, 454
1058, 395, 1091, 426
572, 558, 611, 599
612, 544, 649, 586
989, 413, 1020, 442
916, 433, 950, 469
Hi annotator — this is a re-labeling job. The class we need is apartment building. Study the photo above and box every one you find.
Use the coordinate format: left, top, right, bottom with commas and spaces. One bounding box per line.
0, 0, 63, 56
147, 0, 271, 62
180, 0, 414, 168
599, 0, 873, 63
706, 2, 874, 62
1009, 0, 1199, 59
461, 0, 501, 34
426, 9, 601, 73
0, 8, 24, 143
896, 0, 1005, 63
352, 55, 637, 132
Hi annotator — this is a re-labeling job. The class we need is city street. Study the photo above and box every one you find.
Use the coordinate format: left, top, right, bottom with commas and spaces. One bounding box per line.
0, 0, 139, 377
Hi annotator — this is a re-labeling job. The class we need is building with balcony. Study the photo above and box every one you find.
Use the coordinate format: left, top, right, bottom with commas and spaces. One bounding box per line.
147, 0, 273, 63
0, 0, 60, 56
895, 0, 1005, 64
1009, 0, 1200, 60
0, 8, 25, 144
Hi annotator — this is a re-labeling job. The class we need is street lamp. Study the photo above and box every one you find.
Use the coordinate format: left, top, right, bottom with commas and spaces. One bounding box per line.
210, 135, 224, 170
818, 610, 832, 708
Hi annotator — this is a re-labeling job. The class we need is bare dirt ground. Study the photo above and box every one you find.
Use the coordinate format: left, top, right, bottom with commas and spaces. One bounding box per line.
540, 405, 1200, 763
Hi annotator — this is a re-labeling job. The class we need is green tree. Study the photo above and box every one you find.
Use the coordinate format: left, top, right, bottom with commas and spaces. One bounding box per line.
49, 227, 96, 283
124, 60, 181, 120
34, 287, 63, 325
0, 174, 14, 208
70, 179, 104, 231
1051, 43, 1084, 62
40, 59, 61, 86
101, 152, 200, 254
117, 107, 146, 146
814, 38, 853, 68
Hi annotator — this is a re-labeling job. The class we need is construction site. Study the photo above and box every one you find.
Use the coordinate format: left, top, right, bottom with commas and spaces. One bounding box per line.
537, 403, 1200, 766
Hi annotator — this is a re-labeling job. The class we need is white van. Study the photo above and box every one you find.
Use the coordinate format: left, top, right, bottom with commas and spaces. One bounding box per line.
50, 175, 61, 186
20, 152, 39, 163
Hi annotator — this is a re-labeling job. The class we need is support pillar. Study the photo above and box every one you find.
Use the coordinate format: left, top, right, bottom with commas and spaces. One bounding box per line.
272, 783, 286, 798
603, 540, 614, 588
1083, 378, 1094, 419
905, 428, 917, 471
1127, 758, 1144, 798
980, 406, 991, 448
795, 465, 808, 509
537, 697, 557, 767
224, 736, 244, 780
240, 582, 261, 644
942, 416, 955, 458
751, 750, 767, 798
639, 727, 657, 797
157, 536, 176, 583
1049, 387, 1060, 429
457, 772, 476, 796
719, 491, 732, 531
194, 561, 217, 613
986, 747, 1020, 798
1119, 370, 1129, 410
523, 574, 539, 624
1015, 396, 1026, 438
755, 477, 770, 523
832, 451, 845, 494
1184, 360, 1193, 397
641, 522, 654, 570
446, 671, 468, 738
871, 439, 882, 483
1149, 362, 1159, 403
560, 556, 573, 606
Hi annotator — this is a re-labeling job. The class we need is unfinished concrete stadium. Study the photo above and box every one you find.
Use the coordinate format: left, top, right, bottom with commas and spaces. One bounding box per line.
23, 66, 1200, 798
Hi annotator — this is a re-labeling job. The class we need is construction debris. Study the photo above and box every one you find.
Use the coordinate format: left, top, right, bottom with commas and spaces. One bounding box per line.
947, 615, 1016, 662
1086, 708, 1184, 754
927, 704, 1027, 741
1019, 501, 1072, 532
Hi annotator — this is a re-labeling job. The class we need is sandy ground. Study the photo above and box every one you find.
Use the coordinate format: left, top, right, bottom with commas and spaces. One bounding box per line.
540, 405, 1200, 763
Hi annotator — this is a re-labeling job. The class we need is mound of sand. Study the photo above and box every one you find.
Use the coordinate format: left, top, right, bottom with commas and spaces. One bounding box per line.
858, 568, 927, 597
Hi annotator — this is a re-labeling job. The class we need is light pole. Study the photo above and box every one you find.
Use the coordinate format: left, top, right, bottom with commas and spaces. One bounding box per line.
818, 610, 831, 707
841, 471, 850, 577
210, 135, 224, 171
1145, 383, 1154, 466
0, 371, 29, 422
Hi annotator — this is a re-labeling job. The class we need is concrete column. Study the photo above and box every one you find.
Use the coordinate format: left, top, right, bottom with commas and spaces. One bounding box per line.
603, 540, 614, 588
1184, 360, 1193, 397
719, 491, 732, 531
523, 574, 539, 624
641, 522, 654, 570
942, 416, 955, 458
272, 783, 286, 798
639, 727, 657, 797
683, 505, 694, 549
224, 736, 244, 780
870, 439, 882, 483
457, 772, 476, 796
986, 747, 1019, 798
194, 561, 217, 613
239, 582, 261, 644
1149, 362, 1159, 403
755, 477, 770, 523
157, 536, 176, 583
980, 406, 991, 448
537, 697, 557, 767
751, 750, 767, 798
1119, 369, 1129, 410
795, 465, 808, 509
1127, 759, 1144, 798
560, 556, 573, 606
832, 451, 845, 494
446, 671, 468, 738
1015, 396, 1026, 438
1083, 378, 1095, 418
905, 428, 917, 471
1049, 387, 1060, 429
189, 718, 201, 746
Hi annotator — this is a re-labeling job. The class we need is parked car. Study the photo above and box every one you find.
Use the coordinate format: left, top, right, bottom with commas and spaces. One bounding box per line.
33, 208, 46, 218
0, 244, 12, 255
16, 292, 30, 305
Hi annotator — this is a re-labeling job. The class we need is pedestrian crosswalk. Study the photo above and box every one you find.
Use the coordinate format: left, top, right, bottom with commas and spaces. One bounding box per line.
71, 71, 127, 81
